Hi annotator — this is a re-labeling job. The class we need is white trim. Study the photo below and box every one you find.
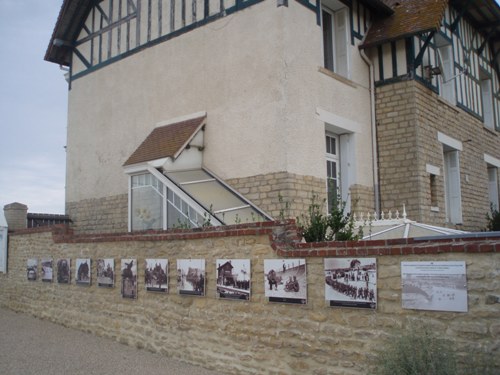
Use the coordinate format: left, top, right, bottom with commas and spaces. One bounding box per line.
484, 153, 500, 168
426, 164, 441, 176
316, 107, 361, 133
438, 131, 463, 151
155, 111, 207, 128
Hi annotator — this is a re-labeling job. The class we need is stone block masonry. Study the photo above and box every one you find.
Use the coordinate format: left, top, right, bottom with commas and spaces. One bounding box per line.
1, 222, 498, 374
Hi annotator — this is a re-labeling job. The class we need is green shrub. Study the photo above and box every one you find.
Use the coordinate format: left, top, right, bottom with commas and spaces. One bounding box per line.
372, 324, 457, 375
486, 205, 500, 231
372, 322, 499, 375
296, 193, 361, 242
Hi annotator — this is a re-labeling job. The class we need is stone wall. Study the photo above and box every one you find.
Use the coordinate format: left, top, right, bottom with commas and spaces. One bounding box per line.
227, 172, 375, 221
0, 223, 498, 374
66, 194, 128, 234
376, 79, 500, 231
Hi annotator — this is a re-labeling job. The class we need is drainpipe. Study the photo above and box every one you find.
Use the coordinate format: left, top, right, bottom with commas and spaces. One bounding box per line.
359, 38, 381, 216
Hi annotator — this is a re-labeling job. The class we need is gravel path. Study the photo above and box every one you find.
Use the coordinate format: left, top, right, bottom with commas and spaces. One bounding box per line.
0, 307, 222, 375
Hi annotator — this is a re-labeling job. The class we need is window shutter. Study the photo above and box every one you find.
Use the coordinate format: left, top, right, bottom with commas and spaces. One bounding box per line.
322, 11, 334, 71
334, 8, 348, 77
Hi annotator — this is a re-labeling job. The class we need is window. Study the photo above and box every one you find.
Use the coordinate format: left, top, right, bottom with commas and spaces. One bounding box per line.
322, 1, 349, 78
326, 133, 340, 212
488, 167, 499, 210
480, 70, 494, 130
443, 148, 462, 224
436, 36, 455, 104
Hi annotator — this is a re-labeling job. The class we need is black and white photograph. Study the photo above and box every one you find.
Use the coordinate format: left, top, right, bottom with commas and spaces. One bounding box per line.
121, 258, 137, 299
97, 258, 114, 287
177, 259, 205, 296
216, 259, 251, 300
75, 258, 91, 286
144, 258, 168, 292
324, 258, 377, 309
401, 261, 468, 312
57, 258, 71, 284
27, 258, 38, 281
264, 259, 307, 304
41, 258, 53, 282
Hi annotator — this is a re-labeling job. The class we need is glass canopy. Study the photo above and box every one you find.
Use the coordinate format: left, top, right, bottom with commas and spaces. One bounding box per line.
130, 167, 271, 231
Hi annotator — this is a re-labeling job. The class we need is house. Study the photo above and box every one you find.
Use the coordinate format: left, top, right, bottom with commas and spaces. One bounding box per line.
44, 0, 500, 233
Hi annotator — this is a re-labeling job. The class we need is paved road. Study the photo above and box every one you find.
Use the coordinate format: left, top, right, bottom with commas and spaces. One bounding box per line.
0, 307, 221, 375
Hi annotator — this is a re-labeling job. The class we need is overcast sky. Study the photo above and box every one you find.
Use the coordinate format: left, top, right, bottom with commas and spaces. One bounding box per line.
0, 1, 67, 225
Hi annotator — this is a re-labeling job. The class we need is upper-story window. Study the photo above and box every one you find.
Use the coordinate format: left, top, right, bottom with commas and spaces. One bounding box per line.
322, 1, 350, 78
480, 70, 494, 130
435, 35, 456, 104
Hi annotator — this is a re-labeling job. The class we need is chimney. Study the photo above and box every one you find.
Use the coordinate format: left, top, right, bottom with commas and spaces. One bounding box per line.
4, 202, 28, 231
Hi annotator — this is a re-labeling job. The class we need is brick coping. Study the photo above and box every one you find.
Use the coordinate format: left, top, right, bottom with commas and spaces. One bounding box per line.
9, 221, 500, 256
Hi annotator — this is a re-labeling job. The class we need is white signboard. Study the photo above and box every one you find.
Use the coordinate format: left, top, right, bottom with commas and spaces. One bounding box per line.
401, 261, 467, 312
0, 226, 7, 273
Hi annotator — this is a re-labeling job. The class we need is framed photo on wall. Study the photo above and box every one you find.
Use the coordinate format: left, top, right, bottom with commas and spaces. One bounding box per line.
144, 258, 168, 293
27, 258, 38, 281
324, 258, 377, 309
75, 258, 91, 286
264, 259, 307, 305
216, 259, 251, 300
41, 258, 53, 282
57, 258, 71, 284
121, 258, 137, 299
97, 258, 114, 287
177, 259, 205, 296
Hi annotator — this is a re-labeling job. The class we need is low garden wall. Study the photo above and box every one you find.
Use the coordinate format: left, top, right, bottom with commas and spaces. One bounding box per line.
0, 222, 498, 374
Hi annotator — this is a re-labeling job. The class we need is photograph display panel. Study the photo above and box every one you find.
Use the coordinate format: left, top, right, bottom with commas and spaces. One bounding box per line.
324, 258, 377, 309
57, 258, 71, 284
144, 258, 168, 292
41, 258, 53, 282
75, 258, 91, 286
27, 258, 38, 281
177, 259, 205, 296
216, 259, 251, 300
401, 261, 468, 312
121, 259, 137, 299
264, 259, 307, 305
97, 258, 114, 287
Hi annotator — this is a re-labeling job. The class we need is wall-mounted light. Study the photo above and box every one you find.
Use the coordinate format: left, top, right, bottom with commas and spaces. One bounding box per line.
424, 65, 442, 80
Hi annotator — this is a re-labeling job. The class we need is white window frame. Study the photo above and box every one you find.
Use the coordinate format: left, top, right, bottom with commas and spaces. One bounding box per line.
326, 133, 340, 213
322, 2, 350, 78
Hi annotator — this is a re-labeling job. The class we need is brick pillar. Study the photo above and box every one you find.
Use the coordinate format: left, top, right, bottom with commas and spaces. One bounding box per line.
4, 202, 28, 230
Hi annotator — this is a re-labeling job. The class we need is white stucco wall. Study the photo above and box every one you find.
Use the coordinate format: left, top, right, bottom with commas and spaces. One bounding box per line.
66, 1, 374, 203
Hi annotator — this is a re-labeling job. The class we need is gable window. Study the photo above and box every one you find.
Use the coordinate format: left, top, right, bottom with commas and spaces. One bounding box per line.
480, 70, 494, 130
436, 36, 456, 104
326, 133, 340, 212
322, 1, 350, 78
